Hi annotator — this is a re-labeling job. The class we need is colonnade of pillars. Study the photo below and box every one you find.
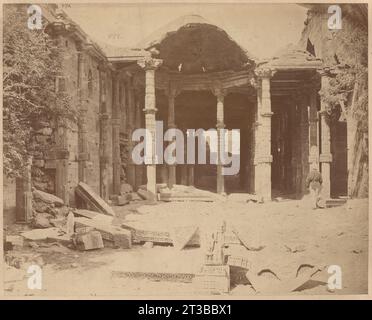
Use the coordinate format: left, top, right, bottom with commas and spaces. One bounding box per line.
133, 58, 332, 200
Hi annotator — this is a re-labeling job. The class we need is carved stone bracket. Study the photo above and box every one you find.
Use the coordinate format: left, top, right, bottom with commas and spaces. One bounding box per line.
255, 67, 276, 79
137, 57, 163, 70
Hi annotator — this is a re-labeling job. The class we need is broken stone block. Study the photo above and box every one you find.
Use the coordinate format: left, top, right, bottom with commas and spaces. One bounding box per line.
171, 225, 199, 250
74, 217, 131, 249
32, 213, 53, 229
130, 192, 142, 201
5, 235, 24, 248
33, 189, 64, 207
33, 159, 45, 168
120, 183, 133, 194
137, 189, 156, 201
33, 201, 49, 213
111, 194, 129, 206
49, 217, 66, 228
75, 182, 115, 216
143, 241, 154, 248
21, 227, 64, 241
73, 231, 104, 251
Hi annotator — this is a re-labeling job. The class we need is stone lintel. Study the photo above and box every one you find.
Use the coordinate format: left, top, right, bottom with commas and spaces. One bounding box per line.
45, 149, 70, 160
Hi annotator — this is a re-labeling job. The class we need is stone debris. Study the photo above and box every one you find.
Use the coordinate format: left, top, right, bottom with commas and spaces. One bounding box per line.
74, 217, 132, 249
120, 183, 133, 195
74, 209, 114, 224
5, 235, 24, 249
193, 265, 230, 294
227, 193, 259, 203
171, 225, 200, 250
33, 189, 64, 207
137, 188, 156, 201
231, 224, 265, 251
73, 230, 104, 251
75, 182, 115, 216
143, 241, 154, 248
32, 212, 53, 228
21, 227, 65, 241
110, 194, 130, 206
5, 252, 44, 269
159, 185, 224, 202
30, 189, 71, 230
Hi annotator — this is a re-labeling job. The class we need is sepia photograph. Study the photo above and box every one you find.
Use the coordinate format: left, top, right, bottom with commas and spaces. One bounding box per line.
1, 1, 369, 299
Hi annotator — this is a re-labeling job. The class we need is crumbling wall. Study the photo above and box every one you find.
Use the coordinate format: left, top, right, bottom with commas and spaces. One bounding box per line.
298, 5, 368, 197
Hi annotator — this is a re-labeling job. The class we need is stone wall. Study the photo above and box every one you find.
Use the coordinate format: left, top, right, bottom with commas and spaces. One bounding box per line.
298, 5, 368, 197
28, 32, 115, 206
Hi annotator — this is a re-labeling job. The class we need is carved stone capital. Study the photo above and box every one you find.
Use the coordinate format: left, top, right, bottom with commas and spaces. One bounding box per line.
137, 57, 163, 71
211, 86, 227, 101
255, 67, 276, 79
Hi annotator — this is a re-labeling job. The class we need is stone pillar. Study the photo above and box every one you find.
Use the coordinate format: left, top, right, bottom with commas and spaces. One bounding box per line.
137, 57, 163, 195
98, 66, 110, 200
212, 87, 226, 194
254, 68, 274, 201
112, 73, 121, 194
319, 74, 332, 198
165, 87, 179, 189
134, 88, 144, 188
308, 87, 320, 169
77, 46, 89, 183
300, 92, 310, 195
126, 77, 136, 188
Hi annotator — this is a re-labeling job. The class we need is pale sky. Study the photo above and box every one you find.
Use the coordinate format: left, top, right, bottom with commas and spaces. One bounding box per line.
65, 3, 307, 59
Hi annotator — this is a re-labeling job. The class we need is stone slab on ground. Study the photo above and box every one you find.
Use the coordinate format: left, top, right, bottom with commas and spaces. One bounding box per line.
75, 182, 115, 216
74, 209, 114, 224
75, 217, 131, 249
121, 222, 200, 247
21, 228, 63, 241
171, 225, 200, 250
137, 189, 156, 201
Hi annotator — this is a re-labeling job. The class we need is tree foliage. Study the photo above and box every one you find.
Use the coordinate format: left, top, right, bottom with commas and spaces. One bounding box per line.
318, 16, 368, 132
3, 5, 77, 178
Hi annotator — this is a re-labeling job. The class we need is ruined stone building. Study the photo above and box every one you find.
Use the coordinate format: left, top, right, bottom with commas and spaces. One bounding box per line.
5, 4, 368, 222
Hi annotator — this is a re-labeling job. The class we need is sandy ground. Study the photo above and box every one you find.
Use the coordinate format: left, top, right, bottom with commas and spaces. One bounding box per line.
3, 197, 368, 297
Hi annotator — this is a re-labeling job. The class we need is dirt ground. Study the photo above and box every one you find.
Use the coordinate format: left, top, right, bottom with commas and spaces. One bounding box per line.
3, 197, 368, 297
